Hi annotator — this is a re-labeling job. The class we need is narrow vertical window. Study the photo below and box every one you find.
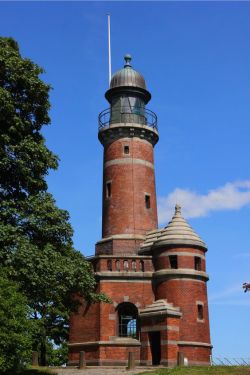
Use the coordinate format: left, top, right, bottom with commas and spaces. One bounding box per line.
116, 260, 120, 271
107, 260, 112, 271
124, 260, 129, 272
197, 304, 204, 320
169, 255, 178, 269
124, 145, 130, 154
139, 260, 144, 272
106, 182, 112, 198
194, 256, 201, 271
145, 194, 151, 209
131, 260, 136, 272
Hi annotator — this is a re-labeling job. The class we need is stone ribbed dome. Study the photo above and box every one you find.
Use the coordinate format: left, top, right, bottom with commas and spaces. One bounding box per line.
110, 54, 146, 90
154, 204, 207, 250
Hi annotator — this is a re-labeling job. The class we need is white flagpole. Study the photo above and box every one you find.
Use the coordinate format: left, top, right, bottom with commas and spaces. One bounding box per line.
107, 14, 112, 85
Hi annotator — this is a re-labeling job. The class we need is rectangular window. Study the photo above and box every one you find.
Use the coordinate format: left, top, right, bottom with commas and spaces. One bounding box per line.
169, 255, 178, 269
124, 145, 130, 154
106, 182, 112, 198
145, 194, 151, 209
194, 256, 201, 271
197, 304, 204, 320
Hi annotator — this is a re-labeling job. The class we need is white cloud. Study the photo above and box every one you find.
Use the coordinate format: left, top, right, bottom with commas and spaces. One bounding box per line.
158, 180, 250, 225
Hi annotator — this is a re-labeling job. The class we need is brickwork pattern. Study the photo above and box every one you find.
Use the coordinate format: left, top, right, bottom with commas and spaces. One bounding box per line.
102, 138, 158, 239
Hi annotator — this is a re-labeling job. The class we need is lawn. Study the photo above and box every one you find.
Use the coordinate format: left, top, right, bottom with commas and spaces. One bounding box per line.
139, 367, 250, 375
4, 367, 56, 375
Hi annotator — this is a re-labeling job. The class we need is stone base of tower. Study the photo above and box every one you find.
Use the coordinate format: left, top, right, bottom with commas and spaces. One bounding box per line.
177, 344, 212, 366
68, 341, 211, 367
68, 298, 211, 367
68, 339, 141, 366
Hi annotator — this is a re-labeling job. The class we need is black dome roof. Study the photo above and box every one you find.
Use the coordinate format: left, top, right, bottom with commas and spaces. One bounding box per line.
109, 55, 146, 90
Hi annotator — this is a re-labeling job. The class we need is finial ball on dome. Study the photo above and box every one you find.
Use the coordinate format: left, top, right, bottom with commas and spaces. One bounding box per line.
124, 54, 132, 67
175, 204, 182, 215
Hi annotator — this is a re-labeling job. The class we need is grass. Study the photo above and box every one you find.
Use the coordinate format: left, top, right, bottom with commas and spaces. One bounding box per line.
139, 367, 250, 375
4, 366, 56, 375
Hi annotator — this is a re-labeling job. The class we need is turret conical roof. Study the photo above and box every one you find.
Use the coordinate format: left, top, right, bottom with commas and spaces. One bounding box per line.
154, 204, 207, 250
139, 204, 207, 253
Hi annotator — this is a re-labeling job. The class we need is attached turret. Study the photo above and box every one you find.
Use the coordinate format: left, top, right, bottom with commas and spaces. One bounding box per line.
140, 204, 212, 366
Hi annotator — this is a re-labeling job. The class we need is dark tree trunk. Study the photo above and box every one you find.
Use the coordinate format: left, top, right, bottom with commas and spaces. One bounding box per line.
40, 340, 46, 366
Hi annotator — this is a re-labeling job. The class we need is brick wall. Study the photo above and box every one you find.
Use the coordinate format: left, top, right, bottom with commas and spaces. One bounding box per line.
156, 281, 210, 341
102, 137, 158, 239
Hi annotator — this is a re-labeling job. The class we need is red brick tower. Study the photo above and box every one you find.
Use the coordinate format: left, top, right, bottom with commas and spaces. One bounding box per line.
139, 204, 211, 366
69, 55, 158, 365
97, 54, 159, 255
68, 55, 211, 367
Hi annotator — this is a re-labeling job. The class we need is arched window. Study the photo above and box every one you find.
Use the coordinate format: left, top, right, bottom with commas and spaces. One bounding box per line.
123, 260, 129, 272
131, 260, 136, 272
115, 260, 120, 271
117, 302, 138, 339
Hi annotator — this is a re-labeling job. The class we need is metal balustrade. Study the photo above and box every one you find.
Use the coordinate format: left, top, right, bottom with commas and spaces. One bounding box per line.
98, 106, 158, 130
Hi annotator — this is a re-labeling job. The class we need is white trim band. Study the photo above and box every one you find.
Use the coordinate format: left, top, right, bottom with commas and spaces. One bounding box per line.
104, 158, 154, 169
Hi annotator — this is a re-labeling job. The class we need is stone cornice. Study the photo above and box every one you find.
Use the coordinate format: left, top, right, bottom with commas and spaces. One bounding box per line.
87, 255, 152, 260
178, 341, 212, 348
96, 234, 146, 245
68, 339, 141, 347
95, 271, 153, 280
98, 122, 159, 147
153, 268, 209, 281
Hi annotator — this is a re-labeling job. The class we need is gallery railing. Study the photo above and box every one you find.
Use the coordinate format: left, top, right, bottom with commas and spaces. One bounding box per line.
98, 106, 158, 131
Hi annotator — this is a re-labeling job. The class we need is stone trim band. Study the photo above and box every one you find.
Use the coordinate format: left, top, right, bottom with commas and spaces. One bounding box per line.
104, 158, 154, 169
68, 340, 141, 347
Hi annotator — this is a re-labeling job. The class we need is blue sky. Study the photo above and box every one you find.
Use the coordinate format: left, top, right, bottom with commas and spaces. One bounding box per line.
1, 1, 250, 360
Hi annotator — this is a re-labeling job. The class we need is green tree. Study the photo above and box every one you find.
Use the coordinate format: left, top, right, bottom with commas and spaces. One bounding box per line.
46, 340, 68, 367
0, 37, 109, 367
0, 273, 32, 372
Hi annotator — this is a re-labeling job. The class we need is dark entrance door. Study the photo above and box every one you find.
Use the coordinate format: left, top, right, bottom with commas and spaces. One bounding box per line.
149, 331, 161, 365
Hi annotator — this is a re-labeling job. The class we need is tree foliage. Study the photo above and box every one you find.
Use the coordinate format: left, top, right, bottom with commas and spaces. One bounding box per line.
0, 37, 57, 199
0, 273, 32, 372
0, 37, 109, 368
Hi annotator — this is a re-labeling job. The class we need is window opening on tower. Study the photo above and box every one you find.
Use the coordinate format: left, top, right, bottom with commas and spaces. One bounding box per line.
106, 182, 112, 198
169, 255, 178, 269
145, 194, 151, 209
131, 260, 136, 272
197, 304, 204, 320
194, 256, 201, 271
115, 260, 120, 271
124, 260, 129, 272
124, 145, 130, 154
139, 260, 144, 272
107, 260, 112, 271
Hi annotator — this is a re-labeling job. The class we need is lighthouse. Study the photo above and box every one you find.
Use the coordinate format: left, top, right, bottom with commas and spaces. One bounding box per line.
98, 54, 158, 247
68, 55, 212, 367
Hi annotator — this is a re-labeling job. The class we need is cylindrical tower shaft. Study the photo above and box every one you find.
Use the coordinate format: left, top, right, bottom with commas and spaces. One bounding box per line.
98, 55, 159, 254
102, 137, 157, 237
